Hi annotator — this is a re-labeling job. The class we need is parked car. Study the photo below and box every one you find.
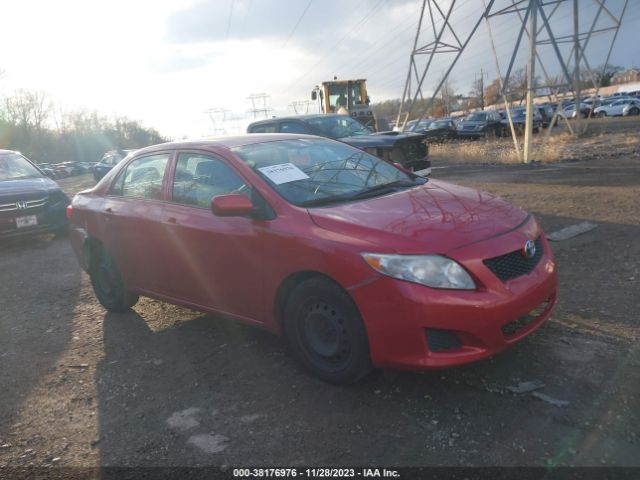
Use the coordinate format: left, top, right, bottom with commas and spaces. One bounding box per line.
536, 105, 556, 128
421, 118, 458, 142
405, 119, 433, 132
501, 107, 542, 134
94, 150, 134, 181
68, 135, 557, 384
562, 103, 591, 119
456, 110, 503, 139
37, 163, 60, 179
623, 101, 640, 116
594, 98, 640, 117
247, 114, 431, 176
0, 150, 70, 238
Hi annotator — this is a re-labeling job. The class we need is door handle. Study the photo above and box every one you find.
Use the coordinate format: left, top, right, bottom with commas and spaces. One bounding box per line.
105, 207, 113, 214
167, 217, 177, 224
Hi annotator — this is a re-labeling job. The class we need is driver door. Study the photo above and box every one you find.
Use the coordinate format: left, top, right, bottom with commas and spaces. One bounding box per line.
160, 151, 265, 322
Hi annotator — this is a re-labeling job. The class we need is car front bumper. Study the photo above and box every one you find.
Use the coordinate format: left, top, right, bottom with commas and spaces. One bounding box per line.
0, 201, 69, 239
349, 231, 558, 370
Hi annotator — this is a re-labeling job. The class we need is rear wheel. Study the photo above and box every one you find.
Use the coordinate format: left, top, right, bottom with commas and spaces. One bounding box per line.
90, 246, 139, 312
628, 107, 640, 116
283, 277, 371, 384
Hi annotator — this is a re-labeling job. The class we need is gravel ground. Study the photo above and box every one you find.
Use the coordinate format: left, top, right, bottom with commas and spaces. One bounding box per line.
0, 150, 639, 470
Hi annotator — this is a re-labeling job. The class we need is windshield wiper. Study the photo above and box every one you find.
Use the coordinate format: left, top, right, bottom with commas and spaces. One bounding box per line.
348, 179, 420, 201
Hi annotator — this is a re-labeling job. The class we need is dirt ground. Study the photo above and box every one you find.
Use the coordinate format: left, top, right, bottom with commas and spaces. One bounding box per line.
1, 146, 639, 471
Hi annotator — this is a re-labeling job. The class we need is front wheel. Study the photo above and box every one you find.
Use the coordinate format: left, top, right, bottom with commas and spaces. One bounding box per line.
90, 246, 139, 312
597, 111, 607, 118
283, 277, 371, 384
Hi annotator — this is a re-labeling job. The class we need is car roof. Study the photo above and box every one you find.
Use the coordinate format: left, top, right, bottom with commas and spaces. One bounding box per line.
248, 114, 348, 126
130, 134, 324, 157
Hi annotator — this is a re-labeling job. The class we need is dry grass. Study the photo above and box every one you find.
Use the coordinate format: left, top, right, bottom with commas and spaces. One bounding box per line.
429, 117, 640, 165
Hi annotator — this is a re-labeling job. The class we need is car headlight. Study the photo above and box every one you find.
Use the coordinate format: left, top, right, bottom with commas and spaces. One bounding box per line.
362, 253, 476, 290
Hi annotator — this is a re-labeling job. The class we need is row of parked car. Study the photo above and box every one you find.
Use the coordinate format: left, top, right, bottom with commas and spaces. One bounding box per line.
37, 161, 97, 179
401, 106, 549, 140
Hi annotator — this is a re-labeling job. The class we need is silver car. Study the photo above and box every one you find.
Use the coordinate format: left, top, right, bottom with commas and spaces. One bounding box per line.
594, 98, 639, 117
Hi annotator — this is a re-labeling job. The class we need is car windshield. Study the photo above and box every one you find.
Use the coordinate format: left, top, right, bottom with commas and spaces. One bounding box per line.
465, 112, 487, 122
0, 152, 43, 181
232, 138, 423, 207
306, 116, 372, 138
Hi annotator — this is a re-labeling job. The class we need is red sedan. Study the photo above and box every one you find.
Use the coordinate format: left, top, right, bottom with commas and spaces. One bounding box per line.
68, 134, 557, 384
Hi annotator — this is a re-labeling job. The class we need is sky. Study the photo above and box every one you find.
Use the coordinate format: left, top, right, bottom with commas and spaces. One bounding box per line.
0, 0, 638, 139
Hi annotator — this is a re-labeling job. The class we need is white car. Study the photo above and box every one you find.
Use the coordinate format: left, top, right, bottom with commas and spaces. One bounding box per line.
594, 98, 639, 117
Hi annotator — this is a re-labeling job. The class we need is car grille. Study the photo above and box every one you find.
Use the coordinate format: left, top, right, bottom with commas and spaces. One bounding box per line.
501, 297, 552, 338
483, 237, 543, 282
0, 197, 48, 213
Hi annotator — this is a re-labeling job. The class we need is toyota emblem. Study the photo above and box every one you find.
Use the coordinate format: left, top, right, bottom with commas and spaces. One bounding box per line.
523, 240, 536, 259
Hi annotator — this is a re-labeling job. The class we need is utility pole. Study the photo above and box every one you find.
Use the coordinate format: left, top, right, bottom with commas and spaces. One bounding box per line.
479, 68, 485, 110
523, 0, 537, 164
573, 0, 581, 135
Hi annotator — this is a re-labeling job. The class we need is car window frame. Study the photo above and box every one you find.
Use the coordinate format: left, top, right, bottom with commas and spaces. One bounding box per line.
168, 149, 254, 210
107, 151, 174, 201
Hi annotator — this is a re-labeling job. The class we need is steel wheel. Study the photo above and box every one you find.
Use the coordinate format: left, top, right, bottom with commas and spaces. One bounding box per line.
284, 277, 371, 384
90, 247, 139, 312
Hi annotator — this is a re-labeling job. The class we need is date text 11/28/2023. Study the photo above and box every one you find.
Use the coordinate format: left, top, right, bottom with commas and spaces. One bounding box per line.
232, 468, 400, 478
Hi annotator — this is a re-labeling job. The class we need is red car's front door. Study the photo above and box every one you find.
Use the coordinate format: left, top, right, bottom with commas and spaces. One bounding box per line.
160, 151, 266, 324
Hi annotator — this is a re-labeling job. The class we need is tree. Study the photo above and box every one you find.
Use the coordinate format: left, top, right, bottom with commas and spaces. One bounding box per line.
484, 78, 502, 107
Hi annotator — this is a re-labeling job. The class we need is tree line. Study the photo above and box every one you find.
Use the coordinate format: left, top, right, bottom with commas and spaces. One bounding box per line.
0, 90, 168, 164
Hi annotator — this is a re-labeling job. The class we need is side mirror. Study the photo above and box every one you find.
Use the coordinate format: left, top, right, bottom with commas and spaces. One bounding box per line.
311, 91, 317, 101
365, 96, 371, 105
211, 194, 254, 217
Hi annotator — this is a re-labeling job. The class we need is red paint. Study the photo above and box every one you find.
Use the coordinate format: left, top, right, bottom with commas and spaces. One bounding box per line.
69, 135, 557, 371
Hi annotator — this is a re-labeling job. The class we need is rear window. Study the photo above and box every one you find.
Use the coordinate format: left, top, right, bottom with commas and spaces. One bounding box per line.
249, 123, 278, 133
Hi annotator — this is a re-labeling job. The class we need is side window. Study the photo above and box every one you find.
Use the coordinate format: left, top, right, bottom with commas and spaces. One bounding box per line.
280, 122, 309, 134
249, 123, 277, 133
172, 153, 250, 208
112, 154, 169, 200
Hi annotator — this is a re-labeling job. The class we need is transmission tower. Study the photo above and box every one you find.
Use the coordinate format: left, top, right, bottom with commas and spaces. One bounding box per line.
204, 107, 231, 136
288, 100, 312, 114
247, 93, 274, 119
397, 0, 629, 163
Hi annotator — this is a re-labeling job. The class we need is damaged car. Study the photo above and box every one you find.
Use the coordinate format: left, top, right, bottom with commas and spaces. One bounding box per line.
247, 114, 431, 176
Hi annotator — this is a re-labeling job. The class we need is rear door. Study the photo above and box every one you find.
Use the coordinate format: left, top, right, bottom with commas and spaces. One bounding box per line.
101, 152, 172, 293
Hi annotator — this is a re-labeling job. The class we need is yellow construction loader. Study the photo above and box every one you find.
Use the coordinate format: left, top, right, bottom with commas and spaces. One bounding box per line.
311, 78, 377, 130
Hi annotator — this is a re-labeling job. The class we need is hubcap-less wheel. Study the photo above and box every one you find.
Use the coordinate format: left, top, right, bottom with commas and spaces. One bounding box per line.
301, 301, 350, 366
90, 247, 139, 312
284, 278, 371, 384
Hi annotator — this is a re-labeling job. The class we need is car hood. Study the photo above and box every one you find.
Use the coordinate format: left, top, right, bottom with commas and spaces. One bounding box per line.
0, 177, 60, 199
307, 179, 528, 254
338, 131, 424, 149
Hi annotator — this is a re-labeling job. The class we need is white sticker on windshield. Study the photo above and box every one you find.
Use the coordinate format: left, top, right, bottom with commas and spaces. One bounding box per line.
258, 163, 310, 185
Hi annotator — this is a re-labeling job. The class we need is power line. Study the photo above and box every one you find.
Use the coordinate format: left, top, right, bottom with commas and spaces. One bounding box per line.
283, 0, 314, 48
225, 0, 236, 41
286, 0, 385, 90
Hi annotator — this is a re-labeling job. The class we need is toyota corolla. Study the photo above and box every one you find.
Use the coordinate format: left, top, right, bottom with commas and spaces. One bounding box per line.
68, 134, 557, 384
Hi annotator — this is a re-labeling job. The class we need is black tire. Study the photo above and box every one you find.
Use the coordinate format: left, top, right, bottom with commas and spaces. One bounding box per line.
283, 277, 371, 384
598, 111, 607, 118
628, 107, 640, 116
90, 246, 139, 312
